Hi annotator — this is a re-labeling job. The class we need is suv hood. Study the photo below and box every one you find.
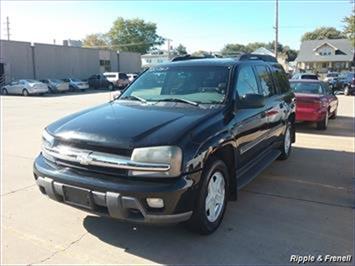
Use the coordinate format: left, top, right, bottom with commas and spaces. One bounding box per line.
47, 101, 220, 149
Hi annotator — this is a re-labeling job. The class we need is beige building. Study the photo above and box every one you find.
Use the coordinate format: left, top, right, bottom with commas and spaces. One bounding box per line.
296, 39, 354, 73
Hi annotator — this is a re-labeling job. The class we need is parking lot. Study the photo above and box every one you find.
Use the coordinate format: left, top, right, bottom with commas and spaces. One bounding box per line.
1, 92, 353, 264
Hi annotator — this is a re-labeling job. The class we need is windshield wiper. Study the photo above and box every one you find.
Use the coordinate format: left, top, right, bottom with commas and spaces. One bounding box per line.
154, 98, 199, 106
120, 95, 147, 103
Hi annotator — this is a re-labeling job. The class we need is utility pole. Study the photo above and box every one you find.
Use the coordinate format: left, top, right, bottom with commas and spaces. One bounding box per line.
5, 16, 10, 40
166, 38, 172, 59
274, 0, 279, 58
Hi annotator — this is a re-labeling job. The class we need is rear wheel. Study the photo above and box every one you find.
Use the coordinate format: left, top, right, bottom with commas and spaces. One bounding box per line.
316, 111, 328, 130
186, 159, 228, 235
278, 122, 292, 160
330, 108, 337, 120
2, 88, 8, 95
22, 89, 29, 96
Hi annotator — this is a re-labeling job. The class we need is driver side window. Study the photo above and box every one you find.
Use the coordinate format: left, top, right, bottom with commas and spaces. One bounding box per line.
235, 66, 259, 99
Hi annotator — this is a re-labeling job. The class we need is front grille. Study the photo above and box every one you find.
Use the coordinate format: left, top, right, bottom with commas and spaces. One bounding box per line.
56, 140, 132, 157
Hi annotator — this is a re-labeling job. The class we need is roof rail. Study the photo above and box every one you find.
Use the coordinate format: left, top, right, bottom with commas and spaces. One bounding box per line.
239, 53, 278, 63
171, 54, 220, 62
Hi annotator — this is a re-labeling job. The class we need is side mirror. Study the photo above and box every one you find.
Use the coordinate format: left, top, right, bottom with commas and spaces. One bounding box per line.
238, 94, 265, 109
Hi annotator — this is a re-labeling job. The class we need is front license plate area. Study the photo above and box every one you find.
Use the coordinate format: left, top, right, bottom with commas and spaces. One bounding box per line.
63, 185, 92, 210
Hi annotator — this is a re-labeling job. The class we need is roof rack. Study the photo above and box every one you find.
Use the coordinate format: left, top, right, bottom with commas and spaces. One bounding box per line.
238, 53, 278, 62
171, 54, 221, 62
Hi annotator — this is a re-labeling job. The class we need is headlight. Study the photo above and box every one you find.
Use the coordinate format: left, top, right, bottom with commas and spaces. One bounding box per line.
130, 146, 182, 177
42, 129, 55, 161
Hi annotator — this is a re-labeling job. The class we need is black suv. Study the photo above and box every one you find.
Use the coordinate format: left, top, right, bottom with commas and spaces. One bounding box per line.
34, 54, 296, 234
88, 74, 114, 90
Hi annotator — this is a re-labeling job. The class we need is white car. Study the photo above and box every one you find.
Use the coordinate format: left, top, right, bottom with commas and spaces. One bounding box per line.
1, 79, 49, 96
40, 79, 69, 93
103, 72, 130, 89
62, 78, 89, 91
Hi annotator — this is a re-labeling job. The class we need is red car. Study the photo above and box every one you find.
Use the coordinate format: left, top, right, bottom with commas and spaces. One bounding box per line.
290, 79, 338, 130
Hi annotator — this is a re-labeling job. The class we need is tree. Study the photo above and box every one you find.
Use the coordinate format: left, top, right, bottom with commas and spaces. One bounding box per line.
176, 44, 187, 55
108, 17, 164, 54
301, 27, 346, 41
221, 44, 250, 55
191, 50, 213, 57
343, 14, 355, 46
82, 33, 110, 48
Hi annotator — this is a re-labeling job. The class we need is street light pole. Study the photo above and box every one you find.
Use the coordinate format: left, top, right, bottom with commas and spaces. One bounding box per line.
274, 0, 279, 58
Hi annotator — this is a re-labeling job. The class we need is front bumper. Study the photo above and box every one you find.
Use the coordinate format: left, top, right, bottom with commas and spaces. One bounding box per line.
33, 154, 199, 224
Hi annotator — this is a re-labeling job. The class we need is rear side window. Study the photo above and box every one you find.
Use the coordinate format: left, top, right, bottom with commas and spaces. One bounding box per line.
254, 65, 275, 97
271, 65, 291, 94
235, 66, 259, 99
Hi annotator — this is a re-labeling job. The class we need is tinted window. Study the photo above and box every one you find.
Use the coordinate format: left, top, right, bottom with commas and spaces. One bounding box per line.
301, 74, 318, 80
290, 82, 324, 94
119, 73, 128, 79
235, 66, 259, 99
271, 65, 291, 94
255, 65, 274, 97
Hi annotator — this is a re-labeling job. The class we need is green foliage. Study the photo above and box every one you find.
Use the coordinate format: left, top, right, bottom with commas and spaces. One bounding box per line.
301, 27, 346, 41
176, 44, 187, 55
82, 33, 110, 48
191, 50, 213, 57
220, 41, 298, 62
343, 14, 355, 46
108, 17, 164, 54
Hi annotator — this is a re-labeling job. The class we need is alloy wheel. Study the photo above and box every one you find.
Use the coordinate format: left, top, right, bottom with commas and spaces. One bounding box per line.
205, 171, 225, 222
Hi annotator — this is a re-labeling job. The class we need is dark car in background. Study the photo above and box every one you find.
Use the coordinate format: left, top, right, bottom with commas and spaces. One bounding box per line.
88, 74, 115, 90
337, 72, 355, 95
34, 54, 295, 234
290, 79, 338, 130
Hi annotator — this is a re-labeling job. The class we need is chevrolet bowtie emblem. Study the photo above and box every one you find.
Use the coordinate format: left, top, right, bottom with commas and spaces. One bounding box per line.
77, 152, 92, 165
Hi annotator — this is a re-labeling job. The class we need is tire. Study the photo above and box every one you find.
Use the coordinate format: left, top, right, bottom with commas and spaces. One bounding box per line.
344, 86, 349, 96
186, 159, 229, 235
278, 122, 292, 160
22, 89, 29, 96
2, 88, 8, 95
316, 111, 328, 130
330, 108, 337, 120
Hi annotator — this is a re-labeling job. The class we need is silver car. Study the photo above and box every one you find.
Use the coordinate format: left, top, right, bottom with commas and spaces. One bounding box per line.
62, 78, 89, 91
40, 79, 69, 93
1, 79, 49, 96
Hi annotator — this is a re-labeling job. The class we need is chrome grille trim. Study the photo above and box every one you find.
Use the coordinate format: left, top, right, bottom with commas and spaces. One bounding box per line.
42, 145, 170, 172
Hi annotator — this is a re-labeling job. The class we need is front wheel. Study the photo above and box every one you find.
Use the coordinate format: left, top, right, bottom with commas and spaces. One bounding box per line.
278, 122, 292, 160
22, 89, 29, 96
186, 159, 228, 235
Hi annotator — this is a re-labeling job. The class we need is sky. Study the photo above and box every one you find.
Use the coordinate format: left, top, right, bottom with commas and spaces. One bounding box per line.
0, 0, 353, 53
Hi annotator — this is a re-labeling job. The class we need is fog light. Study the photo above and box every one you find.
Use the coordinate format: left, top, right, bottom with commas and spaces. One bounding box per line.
146, 198, 164, 208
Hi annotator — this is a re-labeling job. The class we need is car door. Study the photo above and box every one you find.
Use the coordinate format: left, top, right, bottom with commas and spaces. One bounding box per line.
7, 81, 19, 94
254, 64, 284, 147
231, 64, 268, 167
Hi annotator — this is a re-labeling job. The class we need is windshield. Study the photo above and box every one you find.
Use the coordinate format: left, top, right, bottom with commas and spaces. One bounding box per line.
290, 82, 324, 94
301, 74, 318, 80
26, 79, 39, 83
326, 73, 338, 77
50, 79, 62, 83
120, 66, 230, 104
